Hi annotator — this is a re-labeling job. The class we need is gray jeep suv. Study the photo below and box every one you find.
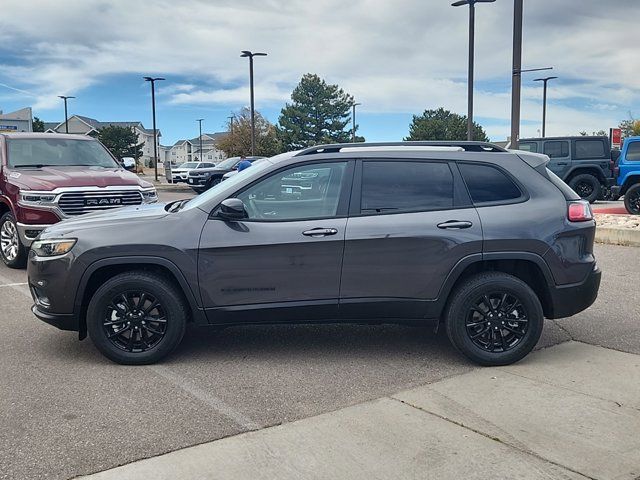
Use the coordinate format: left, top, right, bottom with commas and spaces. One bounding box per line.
28, 142, 601, 366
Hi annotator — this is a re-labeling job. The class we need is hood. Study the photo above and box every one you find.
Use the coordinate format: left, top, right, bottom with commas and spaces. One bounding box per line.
40, 203, 169, 238
6, 166, 152, 191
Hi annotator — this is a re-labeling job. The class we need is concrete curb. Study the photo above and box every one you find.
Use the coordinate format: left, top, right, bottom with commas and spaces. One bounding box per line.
595, 226, 640, 247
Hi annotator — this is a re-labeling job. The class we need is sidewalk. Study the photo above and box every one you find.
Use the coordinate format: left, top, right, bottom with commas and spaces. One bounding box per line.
79, 342, 640, 480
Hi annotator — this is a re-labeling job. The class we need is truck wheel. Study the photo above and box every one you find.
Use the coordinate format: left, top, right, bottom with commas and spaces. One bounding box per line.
624, 184, 640, 215
444, 272, 544, 366
0, 212, 27, 269
569, 174, 601, 203
87, 271, 188, 365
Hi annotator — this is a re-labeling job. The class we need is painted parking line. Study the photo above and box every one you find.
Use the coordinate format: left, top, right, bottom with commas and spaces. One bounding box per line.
0, 282, 28, 287
150, 364, 261, 431
0, 273, 30, 298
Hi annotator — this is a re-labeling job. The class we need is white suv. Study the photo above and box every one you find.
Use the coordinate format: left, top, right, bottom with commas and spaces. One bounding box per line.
171, 161, 215, 182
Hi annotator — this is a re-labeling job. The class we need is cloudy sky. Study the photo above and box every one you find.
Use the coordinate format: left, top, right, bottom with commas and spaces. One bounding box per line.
0, 0, 637, 144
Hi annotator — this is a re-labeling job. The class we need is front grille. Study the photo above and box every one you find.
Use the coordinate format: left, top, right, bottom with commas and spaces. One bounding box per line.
58, 190, 143, 216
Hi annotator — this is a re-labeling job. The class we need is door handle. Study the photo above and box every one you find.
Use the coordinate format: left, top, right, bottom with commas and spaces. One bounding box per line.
302, 228, 338, 237
557, 162, 569, 166
437, 220, 473, 229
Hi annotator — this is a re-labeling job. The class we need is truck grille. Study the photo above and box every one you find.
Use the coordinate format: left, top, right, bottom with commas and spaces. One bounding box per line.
58, 190, 143, 216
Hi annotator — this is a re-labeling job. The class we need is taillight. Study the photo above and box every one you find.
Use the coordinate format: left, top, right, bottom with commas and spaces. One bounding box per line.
568, 201, 593, 222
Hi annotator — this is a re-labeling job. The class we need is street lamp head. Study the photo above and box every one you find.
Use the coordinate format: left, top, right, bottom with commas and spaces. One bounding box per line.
58, 95, 75, 100
452, 0, 495, 6
241, 51, 267, 58
533, 76, 558, 82
143, 77, 165, 82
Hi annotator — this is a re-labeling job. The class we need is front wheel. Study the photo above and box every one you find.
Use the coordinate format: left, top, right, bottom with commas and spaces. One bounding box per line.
87, 272, 188, 365
569, 174, 601, 203
0, 212, 27, 268
624, 184, 640, 215
445, 272, 544, 366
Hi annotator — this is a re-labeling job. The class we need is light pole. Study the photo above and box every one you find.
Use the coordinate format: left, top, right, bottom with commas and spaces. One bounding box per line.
58, 95, 75, 133
240, 50, 267, 155
452, 0, 495, 141
196, 118, 204, 161
143, 76, 165, 181
351, 102, 361, 142
533, 76, 557, 138
227, 115, 235, 157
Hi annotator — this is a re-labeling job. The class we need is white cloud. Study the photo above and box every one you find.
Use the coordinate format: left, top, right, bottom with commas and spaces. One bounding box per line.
0, 0, 638, 138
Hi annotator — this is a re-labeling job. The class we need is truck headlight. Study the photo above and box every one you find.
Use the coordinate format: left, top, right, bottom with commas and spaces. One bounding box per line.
19, 191, 57, 206
141, 188, 158, 203
31, 238, 77, 257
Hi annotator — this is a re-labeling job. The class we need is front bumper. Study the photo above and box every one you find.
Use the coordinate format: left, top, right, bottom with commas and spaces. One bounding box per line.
611, 185, 621, 196
547, 266, 601, 319
16, 223, 50, 247
31, 304, 79, 331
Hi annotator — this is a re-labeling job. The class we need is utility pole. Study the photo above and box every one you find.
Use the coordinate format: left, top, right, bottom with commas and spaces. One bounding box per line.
509, 0, 523, 149
143, 77, 165, 181
351, 102, 361, 142
58, 96, 75, 133
196, 118, 204, 161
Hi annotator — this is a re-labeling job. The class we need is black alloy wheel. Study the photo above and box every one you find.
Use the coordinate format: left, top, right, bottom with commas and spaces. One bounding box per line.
465, 293, 529, 353
102, 291, 167, 353
624, 184, 640, 215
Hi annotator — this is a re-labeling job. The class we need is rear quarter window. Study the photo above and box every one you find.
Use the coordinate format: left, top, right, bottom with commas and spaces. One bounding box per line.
458, 163, 523, 204
575, 139, 606, 159
543, 141, 569, 158
626, 142, 640, 161
519, 142, 538, 153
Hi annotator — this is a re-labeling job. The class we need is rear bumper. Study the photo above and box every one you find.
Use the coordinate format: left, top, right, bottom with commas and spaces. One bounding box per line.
611, 185, 621, 196
31, 304, 79, 331
547, 266, 601, 319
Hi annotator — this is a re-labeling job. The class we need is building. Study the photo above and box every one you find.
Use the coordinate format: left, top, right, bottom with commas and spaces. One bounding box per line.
168, 132, 227, 165
0, 107, 33, 132
44, 115, 163, 165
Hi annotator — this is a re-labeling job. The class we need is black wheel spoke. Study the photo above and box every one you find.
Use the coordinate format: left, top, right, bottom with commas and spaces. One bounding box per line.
503, 325, 525, 337
144, 302, 160, 314
467, 320, 488, 328
496, 293, 508, 311
108, 325, 131, 338
482, 295, 494, 312
103, 318, 127, 327
143, 324, 163, 336
499, 329, 508, 350
137, 293, 147, 309
144, 316, 167, 324
470, 326, 491, 339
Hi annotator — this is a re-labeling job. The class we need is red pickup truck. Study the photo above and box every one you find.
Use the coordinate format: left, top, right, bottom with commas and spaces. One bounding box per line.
0, 133, 157, 268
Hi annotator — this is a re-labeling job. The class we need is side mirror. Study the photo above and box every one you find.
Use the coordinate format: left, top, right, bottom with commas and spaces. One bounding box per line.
217, 198, 247, 220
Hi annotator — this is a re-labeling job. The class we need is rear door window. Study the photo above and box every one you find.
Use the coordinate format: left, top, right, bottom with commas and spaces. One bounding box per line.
575, 139, 606, 159
543, 141, 569, 158
360, 161, 453, 214
459, 163, 523, 204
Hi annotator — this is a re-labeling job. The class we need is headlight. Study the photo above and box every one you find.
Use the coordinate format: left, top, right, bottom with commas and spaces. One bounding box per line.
31, 238, 77, 257
141, 188, 158, 203
19, 191, 57, 206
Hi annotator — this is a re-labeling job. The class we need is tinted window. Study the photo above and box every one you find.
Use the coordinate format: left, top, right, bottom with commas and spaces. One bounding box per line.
543, 141, 569, 158
575, 139, 606, 159
237, 162, 347, 220
626, 142, 640, 161
519, 142, 538, 153
360, 161, 453, 214
459, 163, 522, 204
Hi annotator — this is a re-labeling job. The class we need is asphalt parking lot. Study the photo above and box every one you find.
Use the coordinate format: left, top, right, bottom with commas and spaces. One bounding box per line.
1, 192, 638, 480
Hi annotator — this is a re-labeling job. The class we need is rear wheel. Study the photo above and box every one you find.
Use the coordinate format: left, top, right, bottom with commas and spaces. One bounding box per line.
445, 272, 544, 366
87, 271, 188, 365
624, 184, 640, 215
569, 174, 601, 203
0, 212, 27, 269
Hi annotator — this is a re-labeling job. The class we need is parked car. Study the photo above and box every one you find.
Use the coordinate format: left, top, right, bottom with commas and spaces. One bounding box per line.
120, 157, 136, 172
0, 133, 157, 268
518, 136, 615, 203
221, 158, 269, 181
611, 136, 640, 214
188, 156, 265, 193
171, 161, 215, 183
28, 141, 600, 366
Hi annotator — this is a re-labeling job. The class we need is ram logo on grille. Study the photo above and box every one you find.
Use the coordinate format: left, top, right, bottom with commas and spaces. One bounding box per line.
58, 190, 142, 215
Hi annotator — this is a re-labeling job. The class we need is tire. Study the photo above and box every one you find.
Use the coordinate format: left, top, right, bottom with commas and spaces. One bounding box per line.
569, 174, 600, 203
205, 176, 222, 191
444, 272, 544, 366
0, 212, 27, 269
87, 271, 188, 365
624, 184, 640, 215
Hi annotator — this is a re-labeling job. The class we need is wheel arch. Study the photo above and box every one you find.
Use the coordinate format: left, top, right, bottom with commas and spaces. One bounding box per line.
75, 256, 207, 339
434, 253, 554, 320
564, 166, 607, 184
621, 174, 640, 194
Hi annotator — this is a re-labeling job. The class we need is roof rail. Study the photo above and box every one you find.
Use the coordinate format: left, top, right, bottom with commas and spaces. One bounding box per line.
293, 141, 507, 156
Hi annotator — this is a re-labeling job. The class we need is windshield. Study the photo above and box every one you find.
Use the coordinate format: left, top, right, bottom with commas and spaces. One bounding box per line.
214, 157, 240, 169
178, 162, 199, 169
7, 138, 119, 168
184, 158, 273, 211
